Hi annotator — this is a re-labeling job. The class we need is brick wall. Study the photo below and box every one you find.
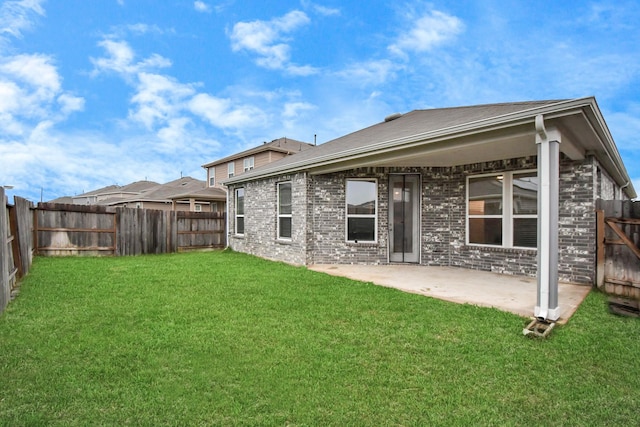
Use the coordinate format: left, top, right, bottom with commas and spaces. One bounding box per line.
229, 155, 620, 284
557, 156, 598, 284
308, 169, 389, 264
228, 172, 308, 265
448, 157, 539, 277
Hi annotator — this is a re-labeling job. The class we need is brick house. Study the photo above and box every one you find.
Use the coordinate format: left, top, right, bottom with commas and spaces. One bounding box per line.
224, 98, 636, 320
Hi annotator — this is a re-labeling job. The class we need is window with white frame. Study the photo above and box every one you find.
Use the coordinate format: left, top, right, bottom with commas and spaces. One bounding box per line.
346, 179, 377, 243
228, 162, 235, 178
195, 204, 202, 212
208, 167, 215, 187
235, 188, 245, 235
277, 182, 292, 239
243, 157, 254, 172
467, 171, 538, 248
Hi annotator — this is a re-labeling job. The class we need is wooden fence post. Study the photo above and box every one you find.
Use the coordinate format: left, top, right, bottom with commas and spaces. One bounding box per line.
1, 188, 9, 312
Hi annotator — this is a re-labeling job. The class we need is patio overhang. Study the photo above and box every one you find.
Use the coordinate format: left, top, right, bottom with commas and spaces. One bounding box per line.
226, 98, 634, 200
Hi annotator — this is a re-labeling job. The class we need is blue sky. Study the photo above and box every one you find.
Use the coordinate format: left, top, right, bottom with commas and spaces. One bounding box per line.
1, 0, 639, 202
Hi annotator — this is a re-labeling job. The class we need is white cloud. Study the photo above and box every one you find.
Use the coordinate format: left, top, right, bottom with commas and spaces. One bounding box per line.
125, 23, 164, 35
1, 53, 60, 94
389, 9, 464, 57
188, 93, 265, 129
0, 53, 84, 132
0, 0, 45, 42
92, 37, 269, 141
91, 39, 172, 77
335, 59, 398, 86
229, 10, 317, 74
57, 93, 85, 115
129, 72, 195, 129
301, 0, 340, 16
283, 101, 315, 118
194, 1, 210, 13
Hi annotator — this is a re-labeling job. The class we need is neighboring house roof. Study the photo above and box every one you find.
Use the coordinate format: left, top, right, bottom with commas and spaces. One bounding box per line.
202, 137, 314, 168
169, 186, 227, 202
103, 177, 217, 205
74, 184, 120, 197
48, 196, 74, 204
225, 97, 636, 199
64, 178, 223, 206
69, 181, 159, 202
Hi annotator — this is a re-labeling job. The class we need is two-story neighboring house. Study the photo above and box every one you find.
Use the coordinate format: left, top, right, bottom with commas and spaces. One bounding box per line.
202, 137, 315, 189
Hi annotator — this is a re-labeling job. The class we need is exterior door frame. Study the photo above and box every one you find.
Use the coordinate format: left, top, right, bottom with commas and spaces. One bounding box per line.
388, 174, 421, 263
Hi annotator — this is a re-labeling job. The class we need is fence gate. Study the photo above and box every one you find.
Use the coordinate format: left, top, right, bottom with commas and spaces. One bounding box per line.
596, 200, 640, 301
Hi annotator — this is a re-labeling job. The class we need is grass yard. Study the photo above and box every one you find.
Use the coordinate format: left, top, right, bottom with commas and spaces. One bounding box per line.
1, 251, 639, 426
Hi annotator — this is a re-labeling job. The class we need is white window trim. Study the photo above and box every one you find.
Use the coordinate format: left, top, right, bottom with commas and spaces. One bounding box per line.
228, 162, 235, 178
243, 157, 255, 172
345, 178, 378, 243
277, 181, 292, 240
235, 188, 244, 235
466, 170, 537, 249
209, 167, 215, 187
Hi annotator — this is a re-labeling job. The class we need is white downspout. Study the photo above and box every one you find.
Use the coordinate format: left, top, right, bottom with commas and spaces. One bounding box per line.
225, 188, 230, 248
534, 114, 561, 321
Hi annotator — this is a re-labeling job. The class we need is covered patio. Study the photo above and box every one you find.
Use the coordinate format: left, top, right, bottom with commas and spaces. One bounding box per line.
309, 264, 591, 323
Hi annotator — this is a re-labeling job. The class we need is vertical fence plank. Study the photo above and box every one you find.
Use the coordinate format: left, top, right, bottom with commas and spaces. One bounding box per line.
598, 199, 640, 299
14, 197, 34, 276
8, 204, 22, 280
1, 188, 9, 312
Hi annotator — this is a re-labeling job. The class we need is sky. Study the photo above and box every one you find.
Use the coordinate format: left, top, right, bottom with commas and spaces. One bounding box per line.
0, 0, 639, 202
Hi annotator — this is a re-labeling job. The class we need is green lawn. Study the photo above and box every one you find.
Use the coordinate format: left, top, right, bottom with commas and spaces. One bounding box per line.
1, 251, 638, 426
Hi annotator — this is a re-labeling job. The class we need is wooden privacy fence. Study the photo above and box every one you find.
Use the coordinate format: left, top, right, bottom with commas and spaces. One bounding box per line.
36, 203, 226, 256
1, 190, 34, 313
596, 199, 640, 300
1, 197, 224, 314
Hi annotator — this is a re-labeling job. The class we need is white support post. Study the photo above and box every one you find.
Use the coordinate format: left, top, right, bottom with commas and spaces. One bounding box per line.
535, 115, 561, 321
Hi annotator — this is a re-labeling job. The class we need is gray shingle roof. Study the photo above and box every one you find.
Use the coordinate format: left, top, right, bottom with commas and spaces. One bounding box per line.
202, 137, 314, 168
225, 100, 566, 184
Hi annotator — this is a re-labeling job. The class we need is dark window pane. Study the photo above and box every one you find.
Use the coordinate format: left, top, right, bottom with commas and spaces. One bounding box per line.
236, 188, 244, 215
236, 217, 244, 234
279, 217, 292, 239
513, 218, 537, 248
469, 218, 502, 245
513, 173, 538, 215
279, 183, 292, 215
347, 218, 375, 242
347, 180, 376, 214
468, 176, 503, 215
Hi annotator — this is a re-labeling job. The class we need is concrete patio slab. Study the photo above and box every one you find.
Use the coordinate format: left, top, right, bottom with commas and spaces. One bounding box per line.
308, 264, 591, 323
